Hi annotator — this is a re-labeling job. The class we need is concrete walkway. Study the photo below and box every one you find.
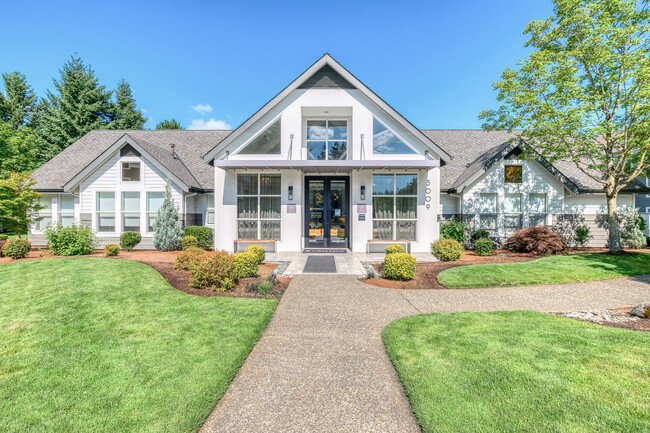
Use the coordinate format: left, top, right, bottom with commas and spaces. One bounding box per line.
200, 274, 650, 433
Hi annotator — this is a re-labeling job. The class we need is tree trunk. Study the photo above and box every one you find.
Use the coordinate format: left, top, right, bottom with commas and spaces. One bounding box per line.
606, 191, 623, 252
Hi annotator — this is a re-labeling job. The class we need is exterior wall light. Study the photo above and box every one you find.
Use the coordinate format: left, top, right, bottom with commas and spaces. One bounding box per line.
360, 185, 366, 201
288, 185, 294, 201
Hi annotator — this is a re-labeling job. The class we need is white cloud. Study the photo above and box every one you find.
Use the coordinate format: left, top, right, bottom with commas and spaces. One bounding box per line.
188, 118, 232, 130
191, 104, 213, 115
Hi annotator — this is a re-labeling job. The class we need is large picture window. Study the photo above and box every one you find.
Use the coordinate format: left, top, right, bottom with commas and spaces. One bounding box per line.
122, 192, 141, 232
237, 173, 281, 240
528, 193, 547, 226
146, 192, 165, 232
306, 120, 348, 160
478, 193, 497, 231
96, 192, 115, 232
372, 174, 417, 241
58, 194, 74, 227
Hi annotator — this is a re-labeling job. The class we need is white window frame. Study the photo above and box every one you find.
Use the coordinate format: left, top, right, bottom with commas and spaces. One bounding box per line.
372, 173, 418, 241
96, 191, 116, 233
146, 191, 165, 233
121, 161, 142, 182
528, 193, 548, 227
503, 193, 522, 231
121, 191, 141, 232
236, 173, 282, 240
206, 194, 215, 225
57, 194, 75, 228
478, 193, 497, 231
305, 119, 349, 161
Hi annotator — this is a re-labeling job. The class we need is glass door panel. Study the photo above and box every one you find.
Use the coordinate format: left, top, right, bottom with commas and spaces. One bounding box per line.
305, 177, 349, 248
329, 180, 347, 247
307, 180, 325, 248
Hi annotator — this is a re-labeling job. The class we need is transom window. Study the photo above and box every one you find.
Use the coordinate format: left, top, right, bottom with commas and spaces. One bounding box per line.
96, 192, 116, 232
122, 192, 141, 232
528, 193, 547, 226
240, 118, 281, 155
146, 192, 165, 232
122, 162, 141, 182
306, 120, 348, 160
237, 174, 281, 240
478, 193, 497, 231
58, 194, 74, 227
372, 118, 417, 155
372, 174, 418, 241
504, 165, 523, 183
504, 193, 522, 230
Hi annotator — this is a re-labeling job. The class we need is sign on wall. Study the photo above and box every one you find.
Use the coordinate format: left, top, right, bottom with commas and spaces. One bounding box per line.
287, 204, 296, 214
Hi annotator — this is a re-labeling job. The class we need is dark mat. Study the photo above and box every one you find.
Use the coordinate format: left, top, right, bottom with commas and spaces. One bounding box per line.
302, 249, 347, 254
303, 255, 337, 273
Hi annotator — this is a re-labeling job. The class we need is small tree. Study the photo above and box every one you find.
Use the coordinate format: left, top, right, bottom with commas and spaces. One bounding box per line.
0, 172, 43, 236
152, 182, 183, 251
621, 208, 646, 248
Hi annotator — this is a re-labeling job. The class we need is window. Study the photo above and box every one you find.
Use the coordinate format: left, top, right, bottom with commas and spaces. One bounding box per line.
58, 194, 74, 227
372, 174, 417, 241
372, 118, 417, 155
206, 194, 215, 225
306, 120, 347, 160
96, 192, 115, 232
146, 192, 165, 232
504, 165, 523, 183
236, 173, 281, 240
478, 193, 497, 231
528, 193, 547, 226
122, 192, 140, 232
35, 194, 53, 231
240, 119, 281, 154
504, 193, 522, 230
122, 162, 141, 182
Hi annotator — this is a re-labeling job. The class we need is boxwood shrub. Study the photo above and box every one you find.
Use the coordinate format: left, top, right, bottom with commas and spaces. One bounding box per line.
181, 235, 199, 250
384, 252, 417, 281
431, 238, 464, 261
173, 246, 205, 270
474, 237, 493, 256
119, 231, 141, 251
385, 244, 405, 255
245, 244, 266, 264
2, 238, 31, 259
188, 251, 235, 291
183, 226, 213, 249
104, 244, 120, 256
470, 230, 490, 243
45, 223, 97, 256
233, 251, 259, 278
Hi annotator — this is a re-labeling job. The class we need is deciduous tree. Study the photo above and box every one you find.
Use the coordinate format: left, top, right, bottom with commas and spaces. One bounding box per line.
0, 172, 43, 236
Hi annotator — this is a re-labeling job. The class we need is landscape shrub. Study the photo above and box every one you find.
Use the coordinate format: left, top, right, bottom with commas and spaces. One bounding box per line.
0, 239, 6, 257
431, 239, 464, 261
621, 208, 646, 249
440, 217, 466, 244
474, 237, 493, 256
233, 251, 259, 278
385, 244, 406, 255
183, 226, 213, 249
504, 226, 564, 255
153, 184, 183, 251
187, 251, 236, 291
173, 246, 205, 270
245, 244, 266, 264
2, 238, 31, 259
0, 234, 8, 241
470, 230, 490, 244
384, 252, 417, 280
181, 235, 199, 250
574, 226, 590, 247
119, 231, 141, 251
45, 223, 98, 256
245, 275, 275, 295
104, 244, 120, 256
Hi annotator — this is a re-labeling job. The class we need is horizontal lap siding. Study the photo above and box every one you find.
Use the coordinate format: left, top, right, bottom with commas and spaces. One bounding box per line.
553, 214, 609, 247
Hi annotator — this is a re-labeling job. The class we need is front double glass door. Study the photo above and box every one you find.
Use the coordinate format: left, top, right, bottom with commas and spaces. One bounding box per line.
305, 177, 349, 248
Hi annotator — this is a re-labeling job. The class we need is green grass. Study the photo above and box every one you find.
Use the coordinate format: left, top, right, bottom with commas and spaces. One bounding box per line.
0, 258, 277, 432
383, 311, 650, 433
438, 253, 650, 288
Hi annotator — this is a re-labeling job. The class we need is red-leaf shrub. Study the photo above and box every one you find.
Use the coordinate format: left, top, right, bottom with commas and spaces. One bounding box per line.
504, 226, 564, 255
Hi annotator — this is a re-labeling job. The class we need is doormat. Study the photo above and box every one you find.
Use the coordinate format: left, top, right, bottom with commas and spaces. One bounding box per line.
302, 249, 347, 254
302, 255, 337, 273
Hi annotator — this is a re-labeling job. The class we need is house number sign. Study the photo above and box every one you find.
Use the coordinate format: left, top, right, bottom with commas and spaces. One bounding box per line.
425, 179, 432, 210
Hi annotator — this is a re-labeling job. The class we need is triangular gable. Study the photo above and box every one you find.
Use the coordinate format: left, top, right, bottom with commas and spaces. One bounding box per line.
203, 53, 452, 163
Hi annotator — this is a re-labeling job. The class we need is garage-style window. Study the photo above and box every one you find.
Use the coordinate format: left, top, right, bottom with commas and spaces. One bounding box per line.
237, 173, 281, 240
122, 162, 141, 182
96, 192, 116, 232
372, 174, 417, 241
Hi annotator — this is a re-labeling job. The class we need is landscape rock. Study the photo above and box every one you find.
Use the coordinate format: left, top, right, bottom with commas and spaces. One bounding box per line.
630, 303, 650, 319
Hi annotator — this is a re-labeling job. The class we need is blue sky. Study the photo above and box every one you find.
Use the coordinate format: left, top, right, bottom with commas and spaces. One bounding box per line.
1, 0, 552, 130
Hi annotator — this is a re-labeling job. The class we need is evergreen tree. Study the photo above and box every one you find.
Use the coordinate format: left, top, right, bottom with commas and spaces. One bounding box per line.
109, 80, 147, 129
152, 182, 183, 251
0, 123, 42, 177
155, 119, 184, 130
0, 72, 37, 130
621, 208, 646, 249
41, 55, 113, 151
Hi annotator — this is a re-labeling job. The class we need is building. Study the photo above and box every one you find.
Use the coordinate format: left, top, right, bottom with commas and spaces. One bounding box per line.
29, 54, 649, 251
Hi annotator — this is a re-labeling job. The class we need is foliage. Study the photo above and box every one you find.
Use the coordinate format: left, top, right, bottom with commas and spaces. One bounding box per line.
0, 123, 44, 177
384, 252, 417, 280
173, 246, 205, 270
183, 225, 213, 249
155, 119, 184, 130
440, 217, 466, 244
2, 238, 31, 259
119, 231, 141, 251
431, 238, 464, 261
504, 226, 564, 255
638, 215, 647, 233
246, 275, 275, 295
474, 237, 494, 256
45, 223, 98, 256
621, 208, 646, 249
108, 80, 147, 129
181, 235, 199, 250
104, 244, 119, 256
470, 229, 490, 243
245, 244, 266, 264
233, 251, 259, 278
0, 72, 37, 130
385, 244, 406, 255
574, 226, 591, 247
0, 239, 6, 257
479, 0, 650, 252
153, 183, 183, 251
0, 172, 43, 235
187, 252, 236, 291
0, 233, 8, 240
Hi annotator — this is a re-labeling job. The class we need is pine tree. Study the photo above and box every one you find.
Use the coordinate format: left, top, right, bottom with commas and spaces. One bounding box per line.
155, 119, 184, 130
109, 80, 147, 129
0, 72, 37, 130
152, 183, 183, 251
41, 55, 113, 151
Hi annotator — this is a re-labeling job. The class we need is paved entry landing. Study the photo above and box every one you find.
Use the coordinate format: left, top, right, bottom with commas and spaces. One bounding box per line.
303, 255, 337, 273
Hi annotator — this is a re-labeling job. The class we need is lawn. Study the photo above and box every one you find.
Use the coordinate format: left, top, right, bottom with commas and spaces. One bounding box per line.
437, 252, 650, 288
0, 258, 277, 433
383, 311, 650, 433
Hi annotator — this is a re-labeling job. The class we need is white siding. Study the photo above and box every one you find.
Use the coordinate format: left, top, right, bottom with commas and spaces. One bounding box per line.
440, 193, 460, 215
563, 194, 635, 214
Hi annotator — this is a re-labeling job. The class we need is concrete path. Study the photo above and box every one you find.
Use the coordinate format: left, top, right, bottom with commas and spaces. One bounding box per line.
200, 274, 650, 433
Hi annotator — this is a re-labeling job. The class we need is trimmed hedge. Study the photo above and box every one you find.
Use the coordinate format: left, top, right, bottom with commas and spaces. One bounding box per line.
385, 244, 406, 255
120, 231, 141, 251
2, 238, 31, 259
182, 235, 199, 250
431, 239, 464, 261
233, 251, 259, 278
45, 223, 97, 256
173, 246, 205, 270
183, 226, 213, 249
104, 244, 120, 256
188, 252, 235, 291
474, 237, 493, 256
384, 252, 417, 280
245, 244, 266, 264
